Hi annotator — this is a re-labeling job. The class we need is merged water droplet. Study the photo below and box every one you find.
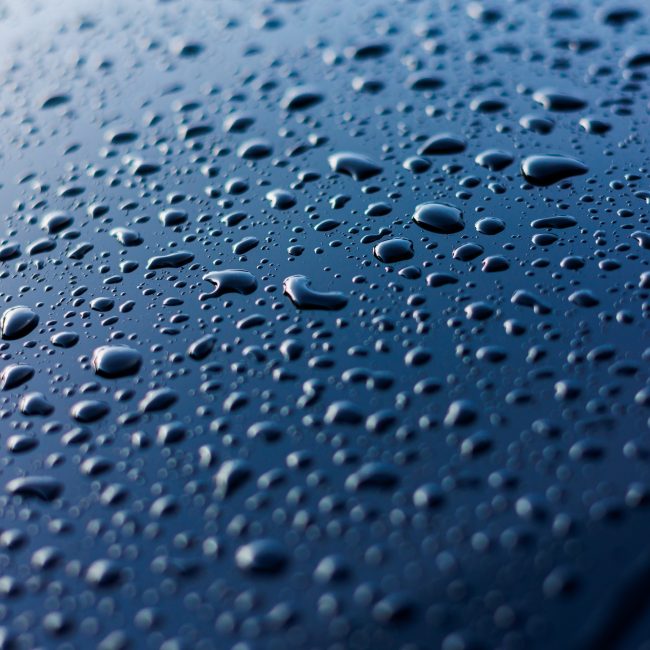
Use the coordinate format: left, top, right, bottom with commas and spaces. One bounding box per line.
0, 306, 39, 340
532, 88, 587, 111
521, 154, 588, 186
283, 275, 348, 310
92, 346, 143, 378
202, 270, 258, 298
328, 152, 382, 181
412, 202, 465, 233
417, 132, 466, 155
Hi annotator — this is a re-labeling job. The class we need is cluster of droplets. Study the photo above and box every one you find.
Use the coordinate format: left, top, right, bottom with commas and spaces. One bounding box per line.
0, 0, 647, 649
